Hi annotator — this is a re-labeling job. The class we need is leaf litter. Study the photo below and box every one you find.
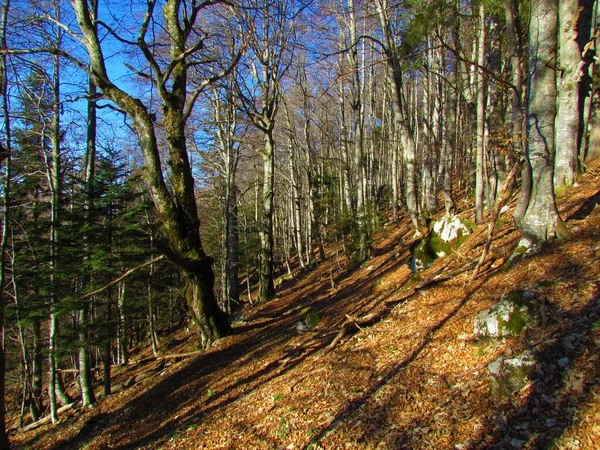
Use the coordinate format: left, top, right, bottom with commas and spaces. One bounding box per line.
9, 162, 600, 449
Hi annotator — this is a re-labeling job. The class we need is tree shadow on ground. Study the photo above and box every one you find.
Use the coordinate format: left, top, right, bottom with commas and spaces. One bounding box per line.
303, 276, 490, 449
35, 249, 393, 449
567, 189, 600, 221
474, 285, 600, 448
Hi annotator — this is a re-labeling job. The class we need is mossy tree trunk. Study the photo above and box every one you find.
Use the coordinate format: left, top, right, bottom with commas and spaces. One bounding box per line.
70, 0, 238, 347
518, 0, 568, 243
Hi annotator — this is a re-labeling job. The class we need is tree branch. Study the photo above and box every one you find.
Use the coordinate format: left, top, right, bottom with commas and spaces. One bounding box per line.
83, 255, 167, 299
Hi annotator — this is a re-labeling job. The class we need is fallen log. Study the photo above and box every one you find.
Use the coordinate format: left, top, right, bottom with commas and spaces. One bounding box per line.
19, 401, 80, 433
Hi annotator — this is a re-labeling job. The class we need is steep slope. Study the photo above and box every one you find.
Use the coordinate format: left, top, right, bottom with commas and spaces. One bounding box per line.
11, 161, 600, 449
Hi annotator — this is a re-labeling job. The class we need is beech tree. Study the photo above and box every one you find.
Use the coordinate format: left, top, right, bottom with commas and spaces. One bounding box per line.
518, 0, 567, 243
234, 0, 299, 302
65, 0, 245, 346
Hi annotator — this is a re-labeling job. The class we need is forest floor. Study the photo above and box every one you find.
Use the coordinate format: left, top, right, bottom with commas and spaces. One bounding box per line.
9, 160, 600, 450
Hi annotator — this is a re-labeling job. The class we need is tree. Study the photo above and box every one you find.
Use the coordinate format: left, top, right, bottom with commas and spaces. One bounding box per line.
234, 0, 298, 302
374, 0, 421, 234
518, 0, 568, 243
554, 0, 583, 187
68, 0, 242, 347
475, 1, 486, 223
0, 0, 11, 443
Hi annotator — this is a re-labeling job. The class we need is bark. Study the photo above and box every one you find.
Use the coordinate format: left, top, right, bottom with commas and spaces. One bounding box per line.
555, 0, 583, 187
581, 0, 599, 162
47, 9, 62, 421
519, 0, 568, 243
78, 308, 96, 407
31, 319, 43, 417
475, 2, 486, 223
54, 372, 74, 407
259, 131, 276, 302
117, 281, 128, 365
0, 23, 10, 443
182, 264, 230, 349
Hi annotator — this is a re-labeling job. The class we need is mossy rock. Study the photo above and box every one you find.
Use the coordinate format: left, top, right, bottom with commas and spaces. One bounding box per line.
474, 290, 540, 338
409, 214, 473, 271
296, 308, 323, 331
488, 351, 537, 398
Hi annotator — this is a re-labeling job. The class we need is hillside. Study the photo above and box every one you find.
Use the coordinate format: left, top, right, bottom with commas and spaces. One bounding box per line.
10, 161, 600, 450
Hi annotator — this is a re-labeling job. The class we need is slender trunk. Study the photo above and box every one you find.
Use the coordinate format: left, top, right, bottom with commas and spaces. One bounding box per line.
475, 2, 486, 223
47, 16, 62, 421
228, 187, 239, 304
148, 276, 159, 358
375, 0, 420, 233
347, 0, 368, 261
117, 281, 128, 365
259, 131, 275, 302
78, 304, 95, 407
581, 0, 599, 162
0, 23, 10, 440
79, 4, 98, 405
103, 298, 111, 396
31, 319, 43, 417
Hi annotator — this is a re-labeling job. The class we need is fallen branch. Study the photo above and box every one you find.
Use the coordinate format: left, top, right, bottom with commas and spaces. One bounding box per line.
158, 350, 202, 360
327, 307, 388, 351
471, 163, 521, 280
19, 401, 80, 433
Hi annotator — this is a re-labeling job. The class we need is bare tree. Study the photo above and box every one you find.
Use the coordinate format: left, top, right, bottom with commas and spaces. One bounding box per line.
68, 0, 242, 347
234, 0, 299, 302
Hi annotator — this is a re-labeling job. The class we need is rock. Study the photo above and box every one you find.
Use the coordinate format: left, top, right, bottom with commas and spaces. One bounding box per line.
474, 290, 540, 338
409, 214, 474, 271
488, 350, 537, 397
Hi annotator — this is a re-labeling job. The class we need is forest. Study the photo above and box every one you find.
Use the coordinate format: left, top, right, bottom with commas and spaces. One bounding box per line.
0, 0, 599, 448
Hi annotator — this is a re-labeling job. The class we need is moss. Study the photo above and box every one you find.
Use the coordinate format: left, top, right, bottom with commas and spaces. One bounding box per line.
299, 306, 312, 315
497, 290, 537, 336
303, 311, 323, 329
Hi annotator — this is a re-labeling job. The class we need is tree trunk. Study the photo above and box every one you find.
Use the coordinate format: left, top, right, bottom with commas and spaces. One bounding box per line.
0, 13, 10, 438
71, 0, 231, 348
117, 281, 128, 365
579, 0, 598, 162
554, 0, 583, 187
519, 0, 568, 243
259, 131, 275, 303
475, 2, 486, 223
183, 265, 229, 348
375, 0, 420, 233
31, 319, 43, 418
78, 307, 96, 407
